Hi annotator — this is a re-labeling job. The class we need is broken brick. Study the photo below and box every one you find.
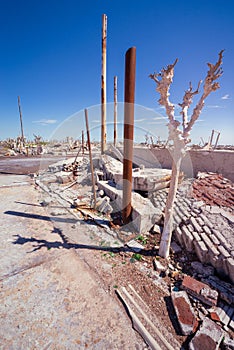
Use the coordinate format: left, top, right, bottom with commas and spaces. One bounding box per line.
189, 317, 223, 350
171, 291, 199, 335
182, 275, 218, 306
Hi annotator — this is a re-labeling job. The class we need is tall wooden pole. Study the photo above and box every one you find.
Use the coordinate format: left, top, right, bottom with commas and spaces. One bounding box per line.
82, 130, 84, 155
85, 109, 96, 209
114, 76, 118, 147
122, 47, 136, 224
17, 96, 25, 146
101, 14, 107, 154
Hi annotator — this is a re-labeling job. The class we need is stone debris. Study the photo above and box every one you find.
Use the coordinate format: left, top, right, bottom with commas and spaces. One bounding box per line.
126, 240, 144, 253
182, 275, 218, 306
209, 302, 234, 326
96, 196, 113, 215
99, 154, 179, 192
35, 152, 234, 348
97, 180, 161, 234
189, 317, 223, 350
153, 259, 167, 273
192, 172, 234, 209
171, 290, 198, 335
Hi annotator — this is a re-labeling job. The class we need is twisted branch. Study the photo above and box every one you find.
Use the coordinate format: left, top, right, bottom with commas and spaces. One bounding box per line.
179, 80, 202, 133
184, 50, 224, 138
149, 58, 180, 129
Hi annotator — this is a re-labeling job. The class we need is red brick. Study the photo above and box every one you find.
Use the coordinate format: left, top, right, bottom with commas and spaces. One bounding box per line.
182, 275, 218, 306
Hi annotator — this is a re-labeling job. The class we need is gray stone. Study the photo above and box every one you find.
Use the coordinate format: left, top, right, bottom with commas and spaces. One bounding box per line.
153, 259, 167, 272
126, 240, 144, 253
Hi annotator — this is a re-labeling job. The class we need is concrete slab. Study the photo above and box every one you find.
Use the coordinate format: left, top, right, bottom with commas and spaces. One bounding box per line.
97, 180, 161, 233
100, 154, 173, 192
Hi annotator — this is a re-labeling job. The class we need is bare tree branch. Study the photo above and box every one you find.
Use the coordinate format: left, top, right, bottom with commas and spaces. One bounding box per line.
184, 50, 224, 138
179, 80, 202, 134
149, 58, 180, 129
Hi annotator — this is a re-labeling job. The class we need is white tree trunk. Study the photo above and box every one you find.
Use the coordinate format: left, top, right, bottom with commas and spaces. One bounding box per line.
159, 152, 182, 258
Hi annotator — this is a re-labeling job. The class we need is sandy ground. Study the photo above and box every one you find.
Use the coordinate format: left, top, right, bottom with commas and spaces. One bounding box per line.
0, 174, 146, 349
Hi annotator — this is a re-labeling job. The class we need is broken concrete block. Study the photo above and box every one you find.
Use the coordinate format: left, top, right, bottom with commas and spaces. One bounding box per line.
96, 196, 113, 215
153, 259, 167, 272
189, 317, 223, 350
171, 290, 198, 335
182, 275, 218, 306
97, 180, 161, 233
209, 302, 234, 326
56, 171, 73, 184
126, 240, 144, 253
151, 224, 161, 234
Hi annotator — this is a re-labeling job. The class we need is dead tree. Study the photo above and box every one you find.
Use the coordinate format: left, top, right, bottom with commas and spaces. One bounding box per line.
149, 50, 224, 258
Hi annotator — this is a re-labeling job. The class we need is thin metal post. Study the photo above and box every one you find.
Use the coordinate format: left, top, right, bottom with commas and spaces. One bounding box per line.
17, 96, 25, 147
101, 14, 107, 154
122, 47, 136, 224
85, 109, 96, 209
114, 76, 118, 147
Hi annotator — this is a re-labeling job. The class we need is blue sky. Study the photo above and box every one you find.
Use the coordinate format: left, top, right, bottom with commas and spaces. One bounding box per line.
0, 0, 233, 145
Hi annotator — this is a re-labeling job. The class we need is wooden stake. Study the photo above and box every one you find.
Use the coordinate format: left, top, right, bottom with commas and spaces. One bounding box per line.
101, 14, 107, 154
114, 76, 118, 147
122, 47, 136, 224
85, 109, 96, 209
17, 96, 25, 147
82, 130, 84, 155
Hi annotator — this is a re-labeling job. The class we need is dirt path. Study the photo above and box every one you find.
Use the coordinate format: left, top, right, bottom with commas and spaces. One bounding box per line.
0, 174, 146, 349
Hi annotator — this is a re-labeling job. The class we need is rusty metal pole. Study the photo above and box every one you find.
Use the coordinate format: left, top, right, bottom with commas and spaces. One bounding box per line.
82, 130, 84, 155
85, 109, 96, 209
114, 76, 118, 147
101, 14, 107, 154
17, 96, 25, 147
122, 47, 136, 224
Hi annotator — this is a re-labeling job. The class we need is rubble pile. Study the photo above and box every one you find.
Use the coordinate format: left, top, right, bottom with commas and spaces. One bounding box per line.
36, 153, 234, 349
192, 172, 234, 209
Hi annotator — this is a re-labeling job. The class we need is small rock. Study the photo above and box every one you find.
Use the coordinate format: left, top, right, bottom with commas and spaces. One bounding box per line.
151, 224, 162, 234
153, 258, 167, 272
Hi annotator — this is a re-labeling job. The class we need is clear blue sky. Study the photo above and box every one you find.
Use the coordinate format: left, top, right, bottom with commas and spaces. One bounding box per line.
0, 0, 233, 145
